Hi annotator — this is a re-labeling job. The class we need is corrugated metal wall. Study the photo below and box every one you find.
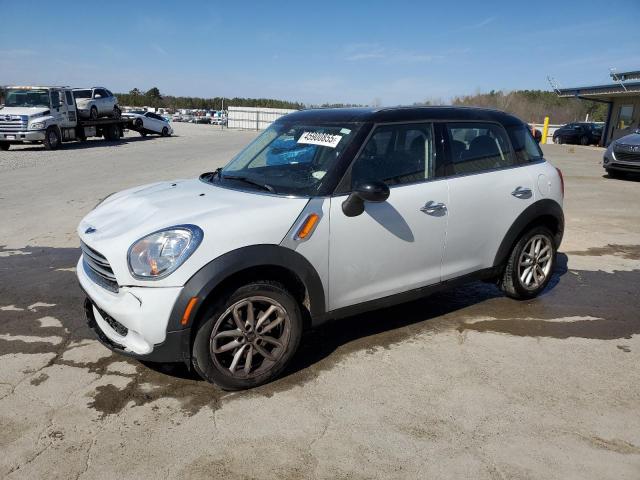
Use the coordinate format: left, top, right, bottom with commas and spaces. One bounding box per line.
227, 106, 297, 130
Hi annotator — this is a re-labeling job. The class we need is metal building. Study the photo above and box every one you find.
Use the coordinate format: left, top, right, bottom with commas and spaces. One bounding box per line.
227, 106, 297, 130
557, 70, 640, 146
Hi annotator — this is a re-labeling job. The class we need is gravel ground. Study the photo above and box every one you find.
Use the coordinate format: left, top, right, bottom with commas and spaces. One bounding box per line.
0, 124, 639, 479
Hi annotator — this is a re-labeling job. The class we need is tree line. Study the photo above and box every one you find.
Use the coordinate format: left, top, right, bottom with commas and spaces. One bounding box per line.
416, 89, 608, 124
115, 87, 304, 111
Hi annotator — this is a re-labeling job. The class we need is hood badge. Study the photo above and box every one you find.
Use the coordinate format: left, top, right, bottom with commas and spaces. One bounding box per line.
85, 226, 97, 234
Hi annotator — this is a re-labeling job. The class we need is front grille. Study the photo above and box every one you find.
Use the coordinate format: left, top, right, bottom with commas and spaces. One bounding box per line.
614, 149, 640, 163
81, 241, 119, 293
0, 115, 27, 132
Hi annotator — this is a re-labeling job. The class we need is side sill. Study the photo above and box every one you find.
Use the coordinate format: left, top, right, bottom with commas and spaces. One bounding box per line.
312, 267, 498, 326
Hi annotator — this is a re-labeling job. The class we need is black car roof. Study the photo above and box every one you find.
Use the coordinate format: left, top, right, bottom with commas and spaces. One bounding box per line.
277, 106, 525, 126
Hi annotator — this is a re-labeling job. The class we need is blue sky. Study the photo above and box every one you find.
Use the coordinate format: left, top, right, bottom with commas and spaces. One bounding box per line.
1, 0, 639, 105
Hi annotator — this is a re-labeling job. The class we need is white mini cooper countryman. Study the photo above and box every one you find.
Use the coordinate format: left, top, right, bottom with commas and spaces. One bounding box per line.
77, 107, 564, 390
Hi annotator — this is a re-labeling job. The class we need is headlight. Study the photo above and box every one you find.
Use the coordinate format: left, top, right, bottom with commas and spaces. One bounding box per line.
128, 225, 203, 279
30, 122, 45, 130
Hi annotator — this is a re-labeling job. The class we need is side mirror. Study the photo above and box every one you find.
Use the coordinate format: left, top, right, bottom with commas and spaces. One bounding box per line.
342, 180, 390, 217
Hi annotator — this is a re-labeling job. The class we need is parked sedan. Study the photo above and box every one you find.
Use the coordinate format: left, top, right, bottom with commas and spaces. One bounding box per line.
73, 87, 120, 120
122, 110, 173, 137
553, 122, 603, 146
603, 129, 640, 178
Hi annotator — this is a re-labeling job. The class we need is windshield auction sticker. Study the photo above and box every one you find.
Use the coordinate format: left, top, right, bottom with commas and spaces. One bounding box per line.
297, 131, 343, 148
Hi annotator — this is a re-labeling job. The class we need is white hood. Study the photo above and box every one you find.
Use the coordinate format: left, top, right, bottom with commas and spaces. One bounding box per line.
78, 178, 309, 287
0, 106, 50, 117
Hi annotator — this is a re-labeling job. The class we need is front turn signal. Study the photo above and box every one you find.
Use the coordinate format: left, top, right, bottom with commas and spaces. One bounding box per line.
296, 213, 320, 240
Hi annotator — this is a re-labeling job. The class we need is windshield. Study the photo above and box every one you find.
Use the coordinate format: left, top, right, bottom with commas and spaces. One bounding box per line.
4, 89, 50, 108
215, 122, 364, 196
73, 89, 92, 99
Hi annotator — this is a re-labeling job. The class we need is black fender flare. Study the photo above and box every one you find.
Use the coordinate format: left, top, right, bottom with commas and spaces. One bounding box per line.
166, 244, 326, 332
493, 199, 564, 267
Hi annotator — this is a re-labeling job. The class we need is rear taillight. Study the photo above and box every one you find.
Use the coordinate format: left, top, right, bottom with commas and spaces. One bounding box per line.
556, 168, 564, 197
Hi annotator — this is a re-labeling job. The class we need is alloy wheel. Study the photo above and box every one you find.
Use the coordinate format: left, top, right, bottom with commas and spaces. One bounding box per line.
209, 296, 290, 378
517, 234, 553, 290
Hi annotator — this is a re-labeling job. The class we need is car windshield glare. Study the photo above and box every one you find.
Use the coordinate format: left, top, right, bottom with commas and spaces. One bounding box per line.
218, 122, 363, 196
5, 89, 50, 108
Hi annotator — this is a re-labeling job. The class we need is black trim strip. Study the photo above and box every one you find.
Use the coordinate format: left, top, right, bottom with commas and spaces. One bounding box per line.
166, 244, 326, 331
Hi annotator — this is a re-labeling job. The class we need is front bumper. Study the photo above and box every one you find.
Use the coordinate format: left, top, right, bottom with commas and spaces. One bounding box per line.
77, 256, 190, 363
0, 130, 46, 142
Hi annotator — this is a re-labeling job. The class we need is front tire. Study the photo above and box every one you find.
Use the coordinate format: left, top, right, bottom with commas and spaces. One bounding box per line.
192, 281, 303, 390
161, 126, 170, 137
554, 136, 563, 145
500, 226, 556, 300
43, 127, 61, 150
90, 106, 98, 120
580, 135, 589, 146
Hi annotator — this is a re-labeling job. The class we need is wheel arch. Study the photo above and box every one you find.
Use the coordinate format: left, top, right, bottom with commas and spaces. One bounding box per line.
167, 244, 326, 335
493, 199, 564, 268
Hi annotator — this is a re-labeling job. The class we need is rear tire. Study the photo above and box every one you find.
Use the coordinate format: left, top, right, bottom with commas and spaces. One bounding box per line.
499, 226, 556, 300
192, 281, 303, 390
113, 106, 121, 119
90, 106, 98, 120
580, 135, 589, 146
0, 142, 9, 151
43, 127, 61, 150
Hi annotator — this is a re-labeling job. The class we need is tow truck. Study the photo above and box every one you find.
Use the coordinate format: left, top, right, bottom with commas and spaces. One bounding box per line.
0, 85, 137, 150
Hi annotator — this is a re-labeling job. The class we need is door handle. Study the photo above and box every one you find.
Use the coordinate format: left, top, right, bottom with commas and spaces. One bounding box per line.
420, 201, 447, 216
511, 186, 532, 199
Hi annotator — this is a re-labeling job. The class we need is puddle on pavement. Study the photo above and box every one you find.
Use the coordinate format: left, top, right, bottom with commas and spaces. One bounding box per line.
1, 245, 639, 417
566, 244, 640, 260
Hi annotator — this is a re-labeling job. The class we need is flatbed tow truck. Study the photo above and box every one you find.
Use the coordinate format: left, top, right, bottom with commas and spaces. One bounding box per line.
0, 85, 142, 150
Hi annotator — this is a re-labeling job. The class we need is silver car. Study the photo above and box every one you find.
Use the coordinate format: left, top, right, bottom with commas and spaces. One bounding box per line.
73, 87, 120, 120
603, 129, 640, 178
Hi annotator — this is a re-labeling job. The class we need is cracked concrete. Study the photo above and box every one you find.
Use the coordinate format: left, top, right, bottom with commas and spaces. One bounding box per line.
1, 127, 639, 478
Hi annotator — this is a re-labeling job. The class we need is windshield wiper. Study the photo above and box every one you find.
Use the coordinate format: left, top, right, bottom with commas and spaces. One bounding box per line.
221, 174, 276, 193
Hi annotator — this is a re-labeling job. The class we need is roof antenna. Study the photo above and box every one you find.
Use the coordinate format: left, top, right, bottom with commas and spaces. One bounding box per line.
546, 76, 561, 96
609, 67, 628, 92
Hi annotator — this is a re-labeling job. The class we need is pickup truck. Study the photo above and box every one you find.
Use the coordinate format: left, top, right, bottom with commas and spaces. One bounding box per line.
0, 85, 136, 151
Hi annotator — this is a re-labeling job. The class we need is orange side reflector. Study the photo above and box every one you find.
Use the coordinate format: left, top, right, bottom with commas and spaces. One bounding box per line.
181, 297, 199, 326
296, 213, 319, 239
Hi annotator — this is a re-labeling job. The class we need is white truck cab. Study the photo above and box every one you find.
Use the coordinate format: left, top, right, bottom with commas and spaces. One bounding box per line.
0, 86, 77, 149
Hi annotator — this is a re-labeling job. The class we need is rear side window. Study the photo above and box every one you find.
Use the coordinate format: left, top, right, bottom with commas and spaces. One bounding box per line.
507, 124, 543, 163
350, 123, 434, 187
65, 91, 74, 105
445, 122, 514, 175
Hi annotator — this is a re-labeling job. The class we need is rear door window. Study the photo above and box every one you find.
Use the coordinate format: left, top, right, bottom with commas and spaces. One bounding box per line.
445, 122, 514, 175
507, 124, 543, 163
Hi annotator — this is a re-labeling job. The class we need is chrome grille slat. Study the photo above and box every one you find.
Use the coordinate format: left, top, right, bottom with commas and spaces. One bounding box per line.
81, 245, 111, 268
614, 150, 640, 163
0, 115, 27, 132
84, 259, 117, 281
80, 241, 119, 292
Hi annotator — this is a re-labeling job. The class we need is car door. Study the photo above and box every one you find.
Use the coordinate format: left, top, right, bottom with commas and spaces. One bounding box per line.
93, 89, 106, 114
441, 121, 536, 280
145, 113, 160, 132
328, 122, 449, 310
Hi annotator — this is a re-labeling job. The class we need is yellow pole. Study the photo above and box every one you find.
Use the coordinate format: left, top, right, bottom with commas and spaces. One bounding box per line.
541, 116, 550, 144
